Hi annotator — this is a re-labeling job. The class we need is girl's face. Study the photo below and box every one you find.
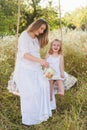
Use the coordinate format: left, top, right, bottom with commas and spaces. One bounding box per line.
51, 41, 61, 53
34, 24, 46, 36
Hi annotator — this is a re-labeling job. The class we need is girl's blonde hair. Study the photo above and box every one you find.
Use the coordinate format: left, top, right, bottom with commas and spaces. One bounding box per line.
27, 18, 49, 48
48, 39, 62, 54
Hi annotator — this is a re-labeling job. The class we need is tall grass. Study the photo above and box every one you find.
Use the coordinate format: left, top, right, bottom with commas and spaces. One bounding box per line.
0, 30, 87, 130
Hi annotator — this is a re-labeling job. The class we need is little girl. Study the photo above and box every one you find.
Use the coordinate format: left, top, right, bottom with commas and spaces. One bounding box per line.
46, 39, 67, 101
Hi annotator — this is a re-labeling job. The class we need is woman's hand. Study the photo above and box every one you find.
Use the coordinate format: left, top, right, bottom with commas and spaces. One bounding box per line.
24, 53, 49, 68
39, 59, 49, 68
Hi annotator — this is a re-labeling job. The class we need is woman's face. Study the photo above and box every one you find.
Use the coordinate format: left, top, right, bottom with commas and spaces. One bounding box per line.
52, 41, 60, 53
34, 24, 46, 36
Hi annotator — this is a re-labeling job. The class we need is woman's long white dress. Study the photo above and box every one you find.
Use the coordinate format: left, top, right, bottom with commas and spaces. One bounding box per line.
14, 31, 56, 125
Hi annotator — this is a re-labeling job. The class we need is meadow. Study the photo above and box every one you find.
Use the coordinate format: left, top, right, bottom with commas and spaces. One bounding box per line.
0, 29, 87, 130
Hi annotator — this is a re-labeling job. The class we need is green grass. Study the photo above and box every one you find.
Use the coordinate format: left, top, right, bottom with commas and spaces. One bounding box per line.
0, 30, 87, 130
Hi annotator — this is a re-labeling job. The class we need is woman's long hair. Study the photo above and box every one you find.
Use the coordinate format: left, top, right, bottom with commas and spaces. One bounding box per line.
48, 39, 62, 54
27, 18, 49, 48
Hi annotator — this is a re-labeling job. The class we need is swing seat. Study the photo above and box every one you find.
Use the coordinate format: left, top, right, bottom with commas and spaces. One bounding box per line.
7, 72, 77, 96
7, 72, 20, 96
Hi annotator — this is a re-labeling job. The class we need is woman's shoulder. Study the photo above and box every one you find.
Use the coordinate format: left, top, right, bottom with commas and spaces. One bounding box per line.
20, 30, 27, 38
19, 30, 32, 43
18, 31, 29, 46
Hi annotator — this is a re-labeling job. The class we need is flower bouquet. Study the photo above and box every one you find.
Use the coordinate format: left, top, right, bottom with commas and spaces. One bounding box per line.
43, 67, 55, 79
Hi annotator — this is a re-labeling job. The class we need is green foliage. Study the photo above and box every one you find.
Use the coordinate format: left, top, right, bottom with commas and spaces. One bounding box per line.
62, 13, 76, 29
0, 30, 87, 130
0, 0, 18, 35
0, 0, 60, 34
71, 7, 87, 30
40, 7, 60, 30
1, 0, 87, 35
63, 6, 87, 30
19, 1, 59, 32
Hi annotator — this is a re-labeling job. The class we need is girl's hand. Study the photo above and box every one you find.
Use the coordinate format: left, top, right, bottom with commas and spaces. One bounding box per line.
39, 59, 49, 68
61, 73, 64, 78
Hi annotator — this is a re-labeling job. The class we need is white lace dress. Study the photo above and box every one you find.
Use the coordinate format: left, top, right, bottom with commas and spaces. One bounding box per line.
12, 31, 56, 125
46, 55, 77, 94
46, 55, 68, 80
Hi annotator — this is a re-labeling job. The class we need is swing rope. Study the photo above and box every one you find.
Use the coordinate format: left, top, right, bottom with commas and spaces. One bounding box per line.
14, 0, 21, 63
58, 0, 62, 42
16, 0, 21, 47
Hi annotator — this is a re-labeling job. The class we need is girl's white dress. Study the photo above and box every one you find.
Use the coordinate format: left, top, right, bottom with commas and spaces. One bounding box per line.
46, 55, 68, 80
46, 55, 68, 95
13, 31, 56, 125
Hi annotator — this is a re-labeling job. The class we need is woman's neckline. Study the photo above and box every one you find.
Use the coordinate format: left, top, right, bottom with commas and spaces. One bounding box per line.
26, 30, 36, 40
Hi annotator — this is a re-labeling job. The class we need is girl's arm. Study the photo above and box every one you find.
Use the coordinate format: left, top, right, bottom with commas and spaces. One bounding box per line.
60, 55, 64, 78
24, 53, 49, 68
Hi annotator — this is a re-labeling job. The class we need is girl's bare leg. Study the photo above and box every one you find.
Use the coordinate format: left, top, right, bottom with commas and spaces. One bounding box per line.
49, 80, 54, 101
56, 80, 64, 96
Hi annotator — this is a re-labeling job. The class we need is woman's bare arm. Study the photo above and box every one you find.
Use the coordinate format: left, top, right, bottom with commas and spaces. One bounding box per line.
24, 53, 49, 68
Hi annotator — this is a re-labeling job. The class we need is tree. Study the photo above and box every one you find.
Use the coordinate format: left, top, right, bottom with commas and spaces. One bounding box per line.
19, 0, 60, 32
0, 0, 18, 35
69, 7, 87, 30
63, 13, 76, 29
